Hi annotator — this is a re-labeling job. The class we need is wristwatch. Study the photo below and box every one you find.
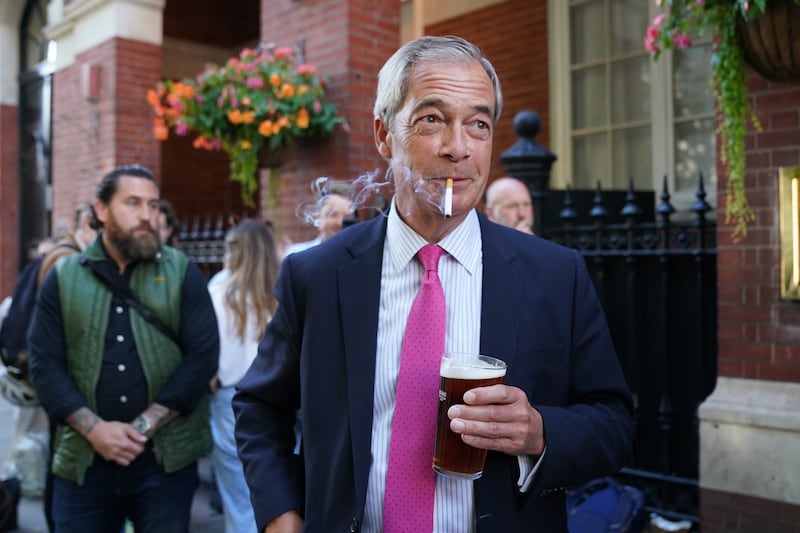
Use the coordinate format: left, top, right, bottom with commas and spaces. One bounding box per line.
132, 415, 154, 438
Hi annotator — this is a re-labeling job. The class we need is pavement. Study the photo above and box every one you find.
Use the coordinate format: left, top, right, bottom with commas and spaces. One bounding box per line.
0, 394, 225, 533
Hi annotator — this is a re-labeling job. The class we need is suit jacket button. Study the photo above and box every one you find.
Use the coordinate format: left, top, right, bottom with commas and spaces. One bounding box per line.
349, 517, 359, 532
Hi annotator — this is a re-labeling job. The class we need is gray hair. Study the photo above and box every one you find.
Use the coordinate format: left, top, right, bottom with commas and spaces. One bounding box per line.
373, 35, 503, 129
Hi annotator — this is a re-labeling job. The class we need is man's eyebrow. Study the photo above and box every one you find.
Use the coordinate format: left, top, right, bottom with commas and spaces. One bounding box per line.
412, 98, 493, 119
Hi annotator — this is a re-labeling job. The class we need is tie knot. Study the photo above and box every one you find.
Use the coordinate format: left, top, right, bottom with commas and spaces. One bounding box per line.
417, 244, 444, 272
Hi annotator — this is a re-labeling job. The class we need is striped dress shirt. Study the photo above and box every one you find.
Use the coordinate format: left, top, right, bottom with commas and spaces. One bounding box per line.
362, 203, 507, 532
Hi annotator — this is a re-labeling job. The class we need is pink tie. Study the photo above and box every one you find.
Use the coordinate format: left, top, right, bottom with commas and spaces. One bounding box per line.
384, 244, 446, 533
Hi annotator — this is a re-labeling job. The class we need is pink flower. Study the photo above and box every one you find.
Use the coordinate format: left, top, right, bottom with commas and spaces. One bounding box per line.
175, 122, 189, 135
647, 24, 661, 40
695, 0, 704, 5
313, 100, 322, 113
644, 36, 660, 54
274, 46, 293, 60
652, 13, 667, 27
297, 64, 317, 75
672, 33, 692, 49
743, 0, 749, 11
246, 76, 264, 88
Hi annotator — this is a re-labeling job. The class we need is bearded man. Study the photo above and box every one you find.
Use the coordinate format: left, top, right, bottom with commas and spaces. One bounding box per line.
27, 164, 219, 532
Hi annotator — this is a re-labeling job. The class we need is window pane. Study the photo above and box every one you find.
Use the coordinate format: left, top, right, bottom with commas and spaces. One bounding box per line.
612, 126, 652, 190
674, 118, 716, 209
572, 65, 607, 129
673, 44, 714, 117
573, 132, 609, 189
571, 0, 606, 64
609, 0, 649, 56
611, 57, 651, 123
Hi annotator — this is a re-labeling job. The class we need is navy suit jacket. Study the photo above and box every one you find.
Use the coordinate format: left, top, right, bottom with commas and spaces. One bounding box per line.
234, 212, 634, 533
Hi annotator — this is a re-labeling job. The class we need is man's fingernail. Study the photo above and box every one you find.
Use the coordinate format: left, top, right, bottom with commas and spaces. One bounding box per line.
451, 419, 465, 432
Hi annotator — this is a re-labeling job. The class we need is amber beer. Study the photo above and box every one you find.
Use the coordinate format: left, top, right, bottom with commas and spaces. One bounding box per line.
432, 353, 507, 479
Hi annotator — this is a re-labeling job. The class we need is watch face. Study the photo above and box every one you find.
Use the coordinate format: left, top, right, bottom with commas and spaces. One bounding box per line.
134, 416, 151, 436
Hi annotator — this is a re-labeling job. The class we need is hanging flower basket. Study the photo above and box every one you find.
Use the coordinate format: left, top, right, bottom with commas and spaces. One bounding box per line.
147, 44, 346, 207
736, 0, 800, 82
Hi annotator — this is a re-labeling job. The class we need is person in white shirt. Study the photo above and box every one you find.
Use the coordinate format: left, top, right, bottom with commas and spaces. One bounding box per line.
208, 219, 279, 533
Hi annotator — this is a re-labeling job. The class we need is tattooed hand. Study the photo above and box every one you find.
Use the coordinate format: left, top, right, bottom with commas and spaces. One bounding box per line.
67, 407, 147, 466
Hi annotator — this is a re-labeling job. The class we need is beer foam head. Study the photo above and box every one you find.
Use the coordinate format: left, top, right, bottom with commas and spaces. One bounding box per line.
440, 358, 507, 380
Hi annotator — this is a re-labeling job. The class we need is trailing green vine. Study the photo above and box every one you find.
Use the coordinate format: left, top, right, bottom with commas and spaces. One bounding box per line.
644, 0, 791, 241
713, 6, 757, 241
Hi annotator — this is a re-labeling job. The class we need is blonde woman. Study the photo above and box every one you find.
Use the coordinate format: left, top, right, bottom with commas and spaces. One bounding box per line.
208, 219, 279, 533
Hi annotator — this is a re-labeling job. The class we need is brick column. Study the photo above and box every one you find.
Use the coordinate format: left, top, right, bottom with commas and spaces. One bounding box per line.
260, 0, 399, 242
46, 0, 164, 231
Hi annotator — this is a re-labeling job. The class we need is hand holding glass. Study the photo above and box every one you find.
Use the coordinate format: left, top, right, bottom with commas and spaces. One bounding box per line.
432, 352, 507, 479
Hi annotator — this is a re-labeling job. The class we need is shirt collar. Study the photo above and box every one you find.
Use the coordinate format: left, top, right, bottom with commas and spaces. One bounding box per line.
385, 197, 481, 275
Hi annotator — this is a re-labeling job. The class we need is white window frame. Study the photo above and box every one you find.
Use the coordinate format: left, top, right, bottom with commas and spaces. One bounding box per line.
548, 0, 715, 213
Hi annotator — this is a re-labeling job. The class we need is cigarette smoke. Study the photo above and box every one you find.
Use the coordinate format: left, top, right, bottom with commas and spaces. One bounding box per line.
295, 165, 448, 227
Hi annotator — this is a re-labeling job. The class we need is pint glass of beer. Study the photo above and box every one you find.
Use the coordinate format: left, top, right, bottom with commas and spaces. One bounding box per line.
432, 352, 507, 480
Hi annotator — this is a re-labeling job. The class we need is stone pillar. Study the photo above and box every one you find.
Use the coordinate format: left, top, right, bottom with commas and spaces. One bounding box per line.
698, 378, 800, 531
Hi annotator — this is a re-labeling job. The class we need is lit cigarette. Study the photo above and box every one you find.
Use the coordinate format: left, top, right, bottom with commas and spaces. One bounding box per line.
444, 178, 453, 218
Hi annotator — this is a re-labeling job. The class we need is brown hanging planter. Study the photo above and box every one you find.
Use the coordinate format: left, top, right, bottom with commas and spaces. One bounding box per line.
736, 0, 800, 83
257, 140, 294, 169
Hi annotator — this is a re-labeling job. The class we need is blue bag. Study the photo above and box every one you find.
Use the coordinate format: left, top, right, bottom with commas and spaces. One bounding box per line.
567, 477, 647, 533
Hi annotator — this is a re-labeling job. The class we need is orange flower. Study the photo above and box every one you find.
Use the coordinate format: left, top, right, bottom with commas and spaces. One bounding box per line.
296, 108, 310, 129
227, 108, 256, 124
193, 136, 213, 150
146, 89, 161, 107
240, 140, 252, 150
297, 85, 309, 95
280, 83, 296, 98
269, 73, 281, 87
152, 118, 169, 140
258, 120, 274, 137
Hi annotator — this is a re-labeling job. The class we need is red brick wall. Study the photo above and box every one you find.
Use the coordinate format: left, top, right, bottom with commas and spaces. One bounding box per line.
51, 38, 162, 231
427, 0, 549, 183
717, 74, 800, 383
0, 104, 19, 296
260, 0, 398, 243
701, 488, 800, 533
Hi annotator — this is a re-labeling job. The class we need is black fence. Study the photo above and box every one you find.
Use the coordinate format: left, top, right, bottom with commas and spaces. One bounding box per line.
174, 213, 249, 279
540, 178, 716, 528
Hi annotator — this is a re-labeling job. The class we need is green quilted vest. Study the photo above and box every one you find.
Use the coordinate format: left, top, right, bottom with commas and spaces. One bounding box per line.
53, 240, 211, 485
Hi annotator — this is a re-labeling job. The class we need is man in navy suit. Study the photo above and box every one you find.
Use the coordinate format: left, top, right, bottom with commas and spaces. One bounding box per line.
234, 35, 634, 533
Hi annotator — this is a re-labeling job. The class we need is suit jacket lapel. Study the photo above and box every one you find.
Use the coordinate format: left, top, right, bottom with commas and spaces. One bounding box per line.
338, 217, 387, 511
479, 218, 521, 372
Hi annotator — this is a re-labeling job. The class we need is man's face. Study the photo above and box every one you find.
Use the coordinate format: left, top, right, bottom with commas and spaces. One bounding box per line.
318, 194, 353, 241
375, 59, 495, 233
95, 176, 161, 263
487, 181, 533, 232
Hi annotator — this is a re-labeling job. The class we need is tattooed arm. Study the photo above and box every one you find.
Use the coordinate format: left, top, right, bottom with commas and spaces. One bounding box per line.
67, 407, 147, 466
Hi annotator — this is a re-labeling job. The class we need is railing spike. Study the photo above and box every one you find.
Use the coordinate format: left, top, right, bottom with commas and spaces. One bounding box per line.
656, 175, 676, 216
621, 176, 642, 217
590, 181, 609, 219
690, 172, 712, 215
559, 185, 578, 221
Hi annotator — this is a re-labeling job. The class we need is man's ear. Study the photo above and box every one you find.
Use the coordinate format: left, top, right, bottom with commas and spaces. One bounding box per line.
92, 198, 108, 225
374, 117, 392, 159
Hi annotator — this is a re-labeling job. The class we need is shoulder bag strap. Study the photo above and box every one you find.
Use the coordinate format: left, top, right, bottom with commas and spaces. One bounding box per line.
79, 257, 182, 348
